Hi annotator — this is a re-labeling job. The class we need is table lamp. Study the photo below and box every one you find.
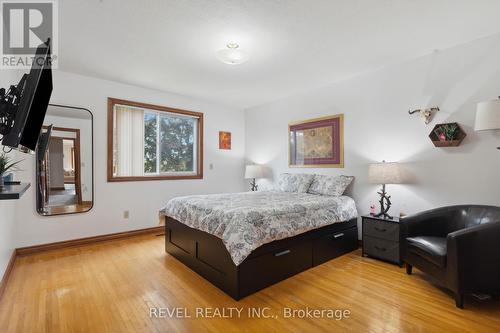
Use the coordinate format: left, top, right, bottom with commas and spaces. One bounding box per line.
475, 97, 500, 150
245, 165, 264, 191
368, 161, 404, 219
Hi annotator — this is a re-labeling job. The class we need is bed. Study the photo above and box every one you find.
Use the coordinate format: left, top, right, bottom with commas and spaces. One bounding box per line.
162, 190, 358, 300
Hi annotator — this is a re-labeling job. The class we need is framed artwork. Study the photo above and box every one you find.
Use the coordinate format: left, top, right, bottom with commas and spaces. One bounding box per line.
219, 131, 231, 150
289, 114, 344, 168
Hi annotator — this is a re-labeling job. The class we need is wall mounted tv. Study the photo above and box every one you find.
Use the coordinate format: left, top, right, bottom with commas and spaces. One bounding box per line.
0, 39, 53, 153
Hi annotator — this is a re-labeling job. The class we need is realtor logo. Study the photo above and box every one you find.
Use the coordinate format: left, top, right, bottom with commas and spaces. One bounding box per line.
1, 0, 58, 68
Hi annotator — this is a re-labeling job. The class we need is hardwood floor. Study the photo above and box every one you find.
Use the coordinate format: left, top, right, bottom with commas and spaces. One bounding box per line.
45, 203, 93, 215
0, 235, 499, 332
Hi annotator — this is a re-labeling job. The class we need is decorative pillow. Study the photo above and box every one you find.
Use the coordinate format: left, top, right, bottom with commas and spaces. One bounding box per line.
277, 173, 315, 193
308, 175, 354, 196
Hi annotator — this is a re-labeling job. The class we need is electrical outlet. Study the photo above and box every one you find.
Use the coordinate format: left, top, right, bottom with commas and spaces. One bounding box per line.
123, 210, 129, 219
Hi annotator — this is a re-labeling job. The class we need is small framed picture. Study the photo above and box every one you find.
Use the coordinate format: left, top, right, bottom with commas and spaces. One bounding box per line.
219, 131, 231, 150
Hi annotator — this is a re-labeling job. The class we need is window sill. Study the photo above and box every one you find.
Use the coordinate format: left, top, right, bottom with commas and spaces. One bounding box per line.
107, 174, 203, 182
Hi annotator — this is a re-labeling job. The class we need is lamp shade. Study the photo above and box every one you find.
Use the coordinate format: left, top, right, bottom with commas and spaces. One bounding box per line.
245, 165, 264, 179
368, 162, 404, 185
475, 99, 500, 131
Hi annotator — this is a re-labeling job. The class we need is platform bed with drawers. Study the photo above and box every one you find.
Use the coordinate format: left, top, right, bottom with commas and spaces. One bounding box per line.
165, 216, 358, 300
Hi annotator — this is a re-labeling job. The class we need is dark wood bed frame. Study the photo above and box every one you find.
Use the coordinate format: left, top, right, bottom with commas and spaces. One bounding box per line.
165, 216, 358, 300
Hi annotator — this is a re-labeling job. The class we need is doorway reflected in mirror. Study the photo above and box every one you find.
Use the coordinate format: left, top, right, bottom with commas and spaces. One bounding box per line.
37, 105, 93, 216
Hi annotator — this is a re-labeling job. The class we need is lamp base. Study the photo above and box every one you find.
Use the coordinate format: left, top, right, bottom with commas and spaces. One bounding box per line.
374, 211, 393, 220
376, 184, 393, 220
250, 178, 258, 191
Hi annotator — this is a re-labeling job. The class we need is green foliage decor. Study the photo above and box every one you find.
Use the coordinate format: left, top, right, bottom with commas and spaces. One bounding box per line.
0, 153, 22, 176
439, 123, 459, 141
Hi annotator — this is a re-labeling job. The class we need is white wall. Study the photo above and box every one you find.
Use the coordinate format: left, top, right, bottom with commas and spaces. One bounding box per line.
0, 70, 23, 278
245, 34, 500, 237
14, 71, 246, 247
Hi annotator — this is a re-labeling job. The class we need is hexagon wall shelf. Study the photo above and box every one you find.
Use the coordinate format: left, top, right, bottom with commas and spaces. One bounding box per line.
429, 122, 466, 147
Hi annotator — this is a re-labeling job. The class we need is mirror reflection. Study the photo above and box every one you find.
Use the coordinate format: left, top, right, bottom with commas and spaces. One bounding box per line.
37, 104, 93, 215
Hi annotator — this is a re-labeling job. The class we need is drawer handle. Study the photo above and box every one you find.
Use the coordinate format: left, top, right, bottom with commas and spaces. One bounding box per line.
374, 227, 387, 232
374, 246, 387, 252
333, 233, 344, 239
274, 249, 291, 257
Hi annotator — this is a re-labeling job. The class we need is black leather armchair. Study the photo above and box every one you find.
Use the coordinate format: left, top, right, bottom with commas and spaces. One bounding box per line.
400, 205, 500, 308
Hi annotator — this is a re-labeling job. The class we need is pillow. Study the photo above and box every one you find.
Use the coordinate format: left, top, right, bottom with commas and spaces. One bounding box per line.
308, 175, 354, 196
277, 173, 315, 193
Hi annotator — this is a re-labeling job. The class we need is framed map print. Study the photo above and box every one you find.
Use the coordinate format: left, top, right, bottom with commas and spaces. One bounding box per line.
289, 114, 344, 168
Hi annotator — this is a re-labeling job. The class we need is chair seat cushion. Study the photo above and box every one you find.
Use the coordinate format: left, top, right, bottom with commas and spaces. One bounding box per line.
406, 236, 447, 268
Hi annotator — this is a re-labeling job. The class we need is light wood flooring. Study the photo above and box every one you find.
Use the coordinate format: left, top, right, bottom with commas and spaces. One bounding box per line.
0, 234, 499, 332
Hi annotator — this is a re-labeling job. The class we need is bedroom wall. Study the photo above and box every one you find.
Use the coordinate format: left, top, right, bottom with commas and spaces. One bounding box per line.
0, 70, 22, 279
13, 70, 246, 247
245, 33, 500, 237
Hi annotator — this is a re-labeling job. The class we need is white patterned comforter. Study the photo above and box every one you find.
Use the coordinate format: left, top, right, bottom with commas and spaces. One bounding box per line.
162, 191, 358, 265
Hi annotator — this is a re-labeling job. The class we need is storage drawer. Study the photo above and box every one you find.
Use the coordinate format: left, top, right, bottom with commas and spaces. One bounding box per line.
239, 241, 312, 295
363, 236, 399, 263
166, 218, 196, 255
313, 226, 358, 266
363, 219, 399, 241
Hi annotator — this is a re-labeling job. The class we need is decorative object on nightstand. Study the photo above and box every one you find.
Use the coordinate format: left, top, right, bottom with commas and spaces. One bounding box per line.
244, 165, 264, 191
428, 122, 466, 147
475, 97, 500, 150
368, 161, 405, 220
362, 215, 402, 266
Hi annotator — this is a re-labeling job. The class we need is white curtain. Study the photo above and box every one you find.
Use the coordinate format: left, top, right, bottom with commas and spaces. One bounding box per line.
115, 105, 144, 176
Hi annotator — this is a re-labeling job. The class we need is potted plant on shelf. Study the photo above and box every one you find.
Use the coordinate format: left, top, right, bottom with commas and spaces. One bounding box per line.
429, 122, 466, 147
438, 123, 459, 141
0, 153, 22, 190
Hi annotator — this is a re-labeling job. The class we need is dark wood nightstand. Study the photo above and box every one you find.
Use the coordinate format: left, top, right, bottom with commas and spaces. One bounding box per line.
362, 215, 402, 266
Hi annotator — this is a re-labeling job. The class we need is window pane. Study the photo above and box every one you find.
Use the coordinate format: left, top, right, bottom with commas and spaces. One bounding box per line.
159, 115, 195, 173
144, 112, 157, 173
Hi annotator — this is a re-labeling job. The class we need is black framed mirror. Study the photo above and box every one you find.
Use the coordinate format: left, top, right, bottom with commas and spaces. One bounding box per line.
36, 104, 94, 216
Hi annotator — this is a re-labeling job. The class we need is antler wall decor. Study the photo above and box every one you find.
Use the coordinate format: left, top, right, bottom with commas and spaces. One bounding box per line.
408, 107, 439, 124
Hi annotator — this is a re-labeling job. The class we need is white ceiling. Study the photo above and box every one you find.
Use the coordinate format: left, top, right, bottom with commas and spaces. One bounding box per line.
58, 0, 500, 109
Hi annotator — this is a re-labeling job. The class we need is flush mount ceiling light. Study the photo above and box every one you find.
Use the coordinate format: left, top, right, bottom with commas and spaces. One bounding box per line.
216, 42, 250, 65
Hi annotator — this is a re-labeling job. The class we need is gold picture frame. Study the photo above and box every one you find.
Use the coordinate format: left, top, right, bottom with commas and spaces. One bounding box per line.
288, 114, 344, 168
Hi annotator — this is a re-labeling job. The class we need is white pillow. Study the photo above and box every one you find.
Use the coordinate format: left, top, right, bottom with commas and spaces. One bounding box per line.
308, 175, 354, 196
277, 173, 315, 193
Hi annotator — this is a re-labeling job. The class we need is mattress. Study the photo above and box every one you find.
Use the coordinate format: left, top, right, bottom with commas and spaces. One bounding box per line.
162, 191, 358, 265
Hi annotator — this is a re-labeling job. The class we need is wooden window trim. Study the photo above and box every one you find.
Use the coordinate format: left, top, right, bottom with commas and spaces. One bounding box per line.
107, 97, 204, 182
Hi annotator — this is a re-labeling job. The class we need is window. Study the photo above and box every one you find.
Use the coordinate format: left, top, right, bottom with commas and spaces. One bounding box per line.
107, 98, 203, 181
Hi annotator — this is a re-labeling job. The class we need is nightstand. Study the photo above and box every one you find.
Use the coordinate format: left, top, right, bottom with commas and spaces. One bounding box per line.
362, 215, 402, 266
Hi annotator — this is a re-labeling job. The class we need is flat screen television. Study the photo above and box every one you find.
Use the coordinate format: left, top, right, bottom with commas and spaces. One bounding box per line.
1, 40, 53, 152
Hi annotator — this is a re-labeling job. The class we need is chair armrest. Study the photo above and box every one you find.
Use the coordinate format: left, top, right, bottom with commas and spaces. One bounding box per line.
447, 221, 500, 292
400, 207, 451, 238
